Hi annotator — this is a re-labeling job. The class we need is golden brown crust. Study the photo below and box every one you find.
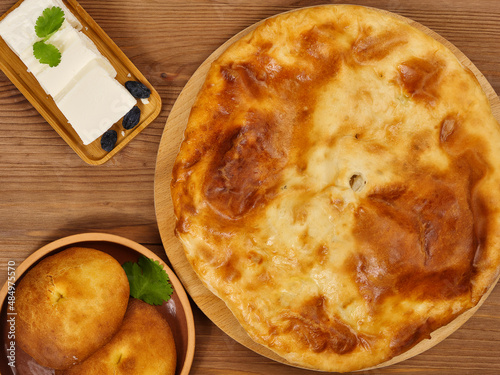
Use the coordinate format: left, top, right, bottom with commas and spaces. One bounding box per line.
61, 298, 177, 375
16, 247, 130, 370
171, 5, 500, 372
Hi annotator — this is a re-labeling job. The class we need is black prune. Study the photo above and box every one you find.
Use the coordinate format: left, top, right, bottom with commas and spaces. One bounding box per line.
125, 81, 151, 99
122, 106, 141, 130
101, 130, 117, 152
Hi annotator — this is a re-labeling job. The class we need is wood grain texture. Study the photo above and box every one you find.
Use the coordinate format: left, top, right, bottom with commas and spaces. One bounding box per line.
1, 0, 500, 374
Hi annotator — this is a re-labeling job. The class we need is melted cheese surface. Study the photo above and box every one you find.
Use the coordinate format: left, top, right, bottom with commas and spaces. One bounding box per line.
171, 5, 500, 372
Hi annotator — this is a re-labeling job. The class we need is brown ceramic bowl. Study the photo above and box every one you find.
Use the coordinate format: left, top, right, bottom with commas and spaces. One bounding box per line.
0, 233, 195, 375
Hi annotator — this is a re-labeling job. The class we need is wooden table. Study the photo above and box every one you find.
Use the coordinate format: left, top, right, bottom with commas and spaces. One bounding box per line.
0, 0, 499, 374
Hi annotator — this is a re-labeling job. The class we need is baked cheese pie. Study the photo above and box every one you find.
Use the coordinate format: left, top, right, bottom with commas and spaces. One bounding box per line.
171, 5, 500, 372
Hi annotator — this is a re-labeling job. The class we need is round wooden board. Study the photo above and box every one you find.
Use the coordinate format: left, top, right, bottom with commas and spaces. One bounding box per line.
154, 5, 500, 372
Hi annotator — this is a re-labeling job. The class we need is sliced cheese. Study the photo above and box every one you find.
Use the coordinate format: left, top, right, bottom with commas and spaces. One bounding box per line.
0, 0, 136, 147
20, 26, 117, 97
55, 62, 136, 145
0, 0, 81, 56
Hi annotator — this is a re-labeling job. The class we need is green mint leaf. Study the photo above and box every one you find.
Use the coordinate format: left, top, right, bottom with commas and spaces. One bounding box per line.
35, 6, 65, 39
33, 41, 61, 67
122, 256, 173, 306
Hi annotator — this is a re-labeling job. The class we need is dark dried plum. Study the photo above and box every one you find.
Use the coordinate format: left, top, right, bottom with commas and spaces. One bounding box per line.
122, 106, 141, 130
125, 81, 151, 99
101, 130, 117, 152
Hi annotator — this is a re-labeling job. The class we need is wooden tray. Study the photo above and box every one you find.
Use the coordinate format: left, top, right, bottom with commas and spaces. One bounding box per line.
154, 5, 500, 371
0, 0, 161, 165
0, 233, 195, 375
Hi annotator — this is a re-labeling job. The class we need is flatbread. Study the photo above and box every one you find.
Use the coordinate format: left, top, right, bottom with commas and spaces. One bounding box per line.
171, 5, 500, 372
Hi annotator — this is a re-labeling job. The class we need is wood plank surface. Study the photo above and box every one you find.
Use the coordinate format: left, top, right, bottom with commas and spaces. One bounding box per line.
1, 1, 500, 374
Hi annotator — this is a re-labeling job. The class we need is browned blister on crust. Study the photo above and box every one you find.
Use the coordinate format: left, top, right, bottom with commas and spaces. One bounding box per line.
171, 5, 500, 372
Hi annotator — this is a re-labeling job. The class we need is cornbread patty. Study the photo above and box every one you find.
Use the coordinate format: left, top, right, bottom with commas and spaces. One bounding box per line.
16, 247, 130, 369
62, 298, 177, 375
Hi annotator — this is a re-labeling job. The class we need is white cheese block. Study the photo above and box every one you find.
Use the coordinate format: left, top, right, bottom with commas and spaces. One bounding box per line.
20, 26, 117, 97
1, 0, 139, 148
20, 21, 79, 76
0, 0, 81, 56
56, 62, 136, 145
78, 32, 116, 77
